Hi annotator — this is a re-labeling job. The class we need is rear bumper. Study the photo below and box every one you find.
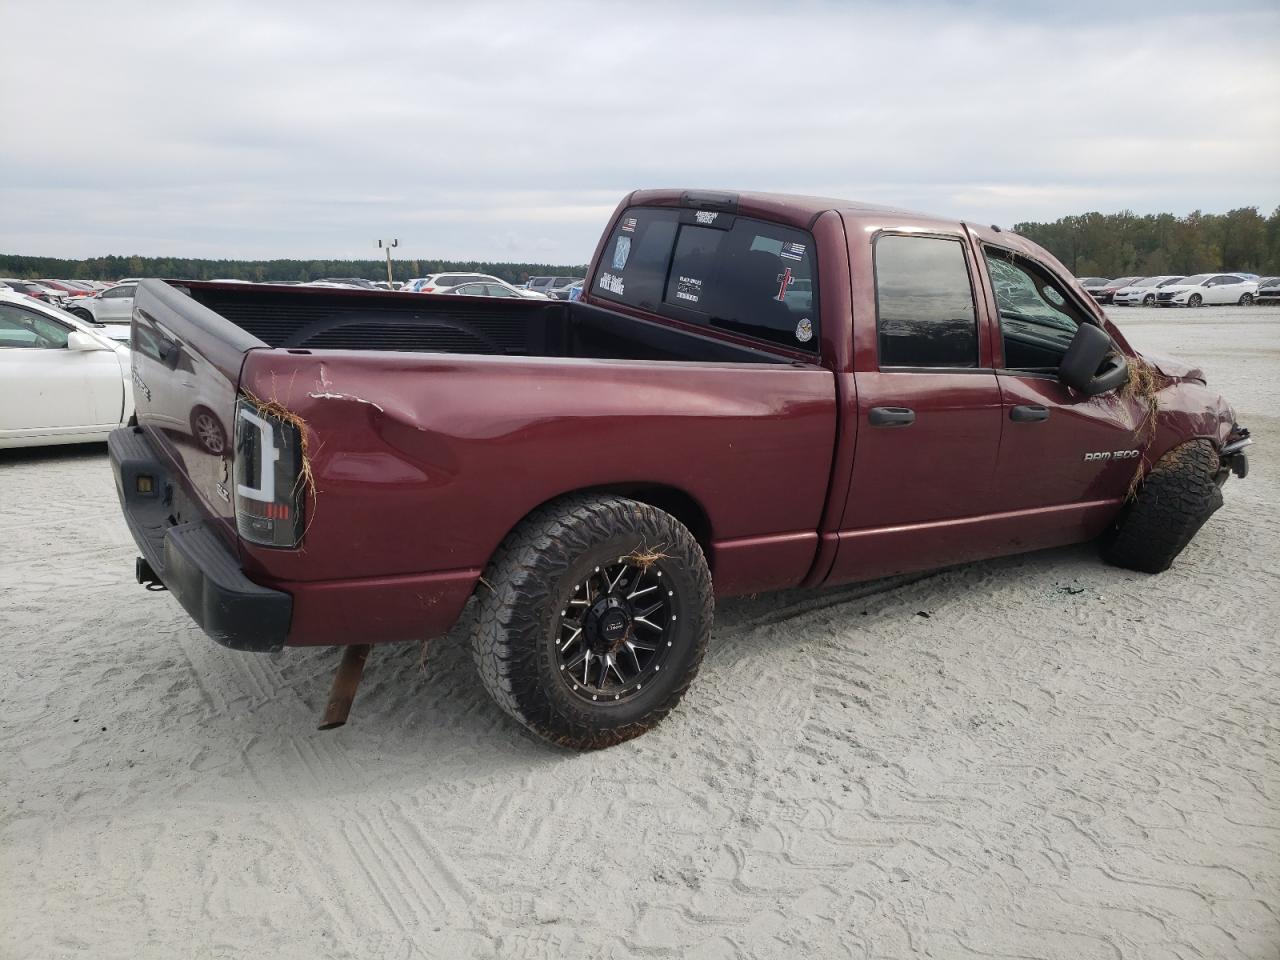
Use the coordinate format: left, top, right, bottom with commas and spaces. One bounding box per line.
110, 426, 292, 652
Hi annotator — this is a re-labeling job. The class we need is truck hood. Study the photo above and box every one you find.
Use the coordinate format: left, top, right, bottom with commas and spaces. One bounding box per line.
1140, 351, 1206, 384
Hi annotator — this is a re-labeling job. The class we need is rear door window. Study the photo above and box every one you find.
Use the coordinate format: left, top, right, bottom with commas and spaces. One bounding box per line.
874, 235, 978, 367
594, 206, 819, 351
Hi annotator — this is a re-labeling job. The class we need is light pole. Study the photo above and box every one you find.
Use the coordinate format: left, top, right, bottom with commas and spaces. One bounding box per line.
378, 239, 398, 287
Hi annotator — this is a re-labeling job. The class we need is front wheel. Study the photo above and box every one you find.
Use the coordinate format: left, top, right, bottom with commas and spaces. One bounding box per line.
1238, 292, 1254, 306
472, 495, 713, 749
1143, 294, 1155, 306
70, 308, 93, 323
1101, 440, 1222, 574
1188, 293, 1203, 307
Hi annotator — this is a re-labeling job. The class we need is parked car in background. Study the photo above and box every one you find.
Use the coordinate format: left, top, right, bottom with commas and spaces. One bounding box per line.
449, 282, 526, 298
0, 290, 133, 448
1156, 274, 1258, 307
546, 277, 586, 300
527, 275, 583, 299
1250, 277, 1280, 305
1077, 277, 1110, 291
1088, 277, 1144, 304
65, 283, 136, 334
0, 279, 63, 304
38, 280, 92, 299
319, 277, 380, 290
405, 273, 550, 299
1112, 276, 1185, 306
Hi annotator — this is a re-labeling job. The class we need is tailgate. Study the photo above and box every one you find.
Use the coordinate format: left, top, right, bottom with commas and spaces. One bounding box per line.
129, 279, 263, 542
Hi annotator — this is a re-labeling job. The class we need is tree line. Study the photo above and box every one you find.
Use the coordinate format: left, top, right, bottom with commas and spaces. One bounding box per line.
1012, 206, 1280, 278
0, 254, 586, 285
3, 205, 1278, 283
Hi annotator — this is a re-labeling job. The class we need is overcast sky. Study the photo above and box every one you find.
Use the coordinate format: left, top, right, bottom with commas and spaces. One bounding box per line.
3, 0, 1278, 264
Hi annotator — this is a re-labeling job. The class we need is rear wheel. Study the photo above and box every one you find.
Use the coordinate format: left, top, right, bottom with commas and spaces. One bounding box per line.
1188, 293, 1203, 307
472, 495, 713, 749
1101, 440, 1223, 574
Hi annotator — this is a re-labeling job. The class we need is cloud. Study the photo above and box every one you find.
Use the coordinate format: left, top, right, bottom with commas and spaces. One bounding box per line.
2, 0, 1277, 262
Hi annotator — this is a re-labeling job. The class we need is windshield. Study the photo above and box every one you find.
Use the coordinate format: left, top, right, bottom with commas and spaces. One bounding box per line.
1157, 277, 1185, 287
1178, 274, 1211, 286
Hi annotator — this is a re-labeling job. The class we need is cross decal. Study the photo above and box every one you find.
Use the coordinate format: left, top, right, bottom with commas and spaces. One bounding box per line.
775, 268, 794, 302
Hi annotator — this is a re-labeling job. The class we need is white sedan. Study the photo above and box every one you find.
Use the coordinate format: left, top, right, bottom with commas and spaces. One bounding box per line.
0, 292, 134, 448
1155, 274, 1259, 307
1112, 276, 1184, 306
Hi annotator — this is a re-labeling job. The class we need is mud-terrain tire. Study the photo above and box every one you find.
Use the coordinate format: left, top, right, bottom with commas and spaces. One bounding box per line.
472, 495, 713, 750
1102, 440, 1223, 574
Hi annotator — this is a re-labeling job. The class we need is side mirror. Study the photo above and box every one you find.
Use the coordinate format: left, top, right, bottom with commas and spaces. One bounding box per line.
1059, 323, 1128, 396
67, 331, 107, 352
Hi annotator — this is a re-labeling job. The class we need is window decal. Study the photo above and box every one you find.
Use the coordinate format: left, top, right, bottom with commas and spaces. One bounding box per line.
674, 276, 703, 304
611, 236, 632, 271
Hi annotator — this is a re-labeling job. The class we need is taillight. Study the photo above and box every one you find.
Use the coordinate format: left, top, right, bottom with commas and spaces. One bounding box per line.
233, 396, 306, 548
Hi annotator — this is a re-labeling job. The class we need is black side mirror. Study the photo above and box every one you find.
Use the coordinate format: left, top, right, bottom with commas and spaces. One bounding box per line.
1059, 323, 1128, 396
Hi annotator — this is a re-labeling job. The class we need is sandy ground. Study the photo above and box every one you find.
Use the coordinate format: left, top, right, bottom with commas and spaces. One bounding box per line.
1, 306, 1277, 959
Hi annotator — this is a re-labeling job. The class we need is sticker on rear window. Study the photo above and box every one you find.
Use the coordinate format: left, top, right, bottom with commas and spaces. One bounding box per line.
795, 317, 813, 343
775, 267, 796, 302
611, 236, 631, 271
599, 272, 625, 295
694, 211, 719, 225
780, 241, 806, 262
674, 276, 703, 304
621, 217, 637, 233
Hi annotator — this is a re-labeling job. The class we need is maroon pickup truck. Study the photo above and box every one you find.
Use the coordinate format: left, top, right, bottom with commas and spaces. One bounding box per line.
110, 189, 1251, 748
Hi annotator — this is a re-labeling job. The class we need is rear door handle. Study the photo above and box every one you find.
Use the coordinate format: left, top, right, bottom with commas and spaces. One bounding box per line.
869, 406, 915, 427
1010, 404, 1050, 422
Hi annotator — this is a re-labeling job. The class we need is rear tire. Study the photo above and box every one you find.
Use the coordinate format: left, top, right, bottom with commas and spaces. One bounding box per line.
472, 495, 713, 749
1101, 440, 1223, 574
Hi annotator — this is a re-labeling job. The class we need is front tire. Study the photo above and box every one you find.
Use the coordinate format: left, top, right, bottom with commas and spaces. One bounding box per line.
71, 308, 93, 322
472, 495, 713, 749
1101, 440, 1223, 574
1143, 294, 1155, 306
1188, 293, 1203, 307
1238, 292, 1254, 306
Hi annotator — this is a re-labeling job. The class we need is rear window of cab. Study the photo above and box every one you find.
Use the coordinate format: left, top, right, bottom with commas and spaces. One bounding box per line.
593, 206, 819, 352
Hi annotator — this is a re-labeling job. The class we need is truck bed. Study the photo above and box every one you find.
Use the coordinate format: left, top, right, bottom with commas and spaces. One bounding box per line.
127, 279, 838, 648
184, 282, 790, 365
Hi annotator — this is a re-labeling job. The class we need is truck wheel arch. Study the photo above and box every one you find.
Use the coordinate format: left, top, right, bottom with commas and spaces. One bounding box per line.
490, 483, 714, 574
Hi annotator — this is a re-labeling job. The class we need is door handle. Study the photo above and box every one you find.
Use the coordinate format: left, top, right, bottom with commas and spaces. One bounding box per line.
1010, 404, 1050, 422
869, 406, 915, 427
